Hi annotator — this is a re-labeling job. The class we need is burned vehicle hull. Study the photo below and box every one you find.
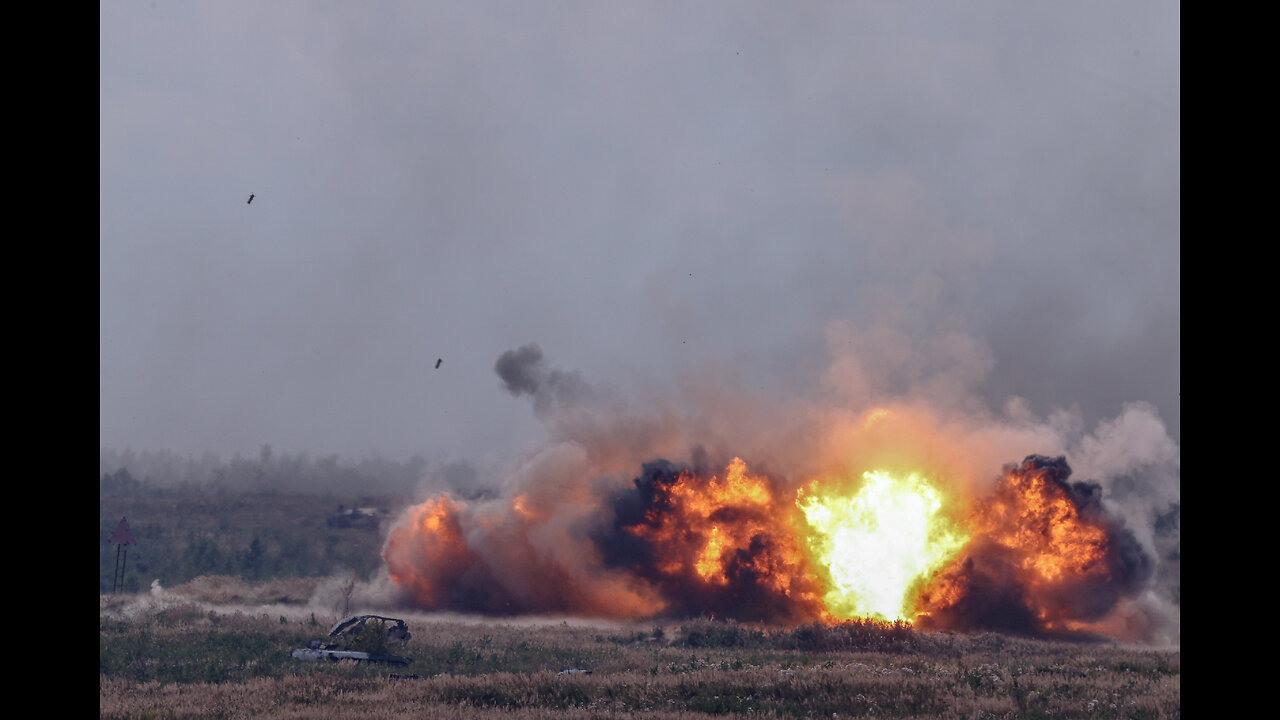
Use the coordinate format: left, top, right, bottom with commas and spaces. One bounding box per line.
292, 615, 412, 666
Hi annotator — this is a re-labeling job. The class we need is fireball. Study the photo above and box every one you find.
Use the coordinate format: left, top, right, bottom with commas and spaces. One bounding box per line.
797, 470, 969, 622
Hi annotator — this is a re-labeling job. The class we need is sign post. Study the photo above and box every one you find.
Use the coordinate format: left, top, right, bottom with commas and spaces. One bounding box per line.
109, 517, 136, 594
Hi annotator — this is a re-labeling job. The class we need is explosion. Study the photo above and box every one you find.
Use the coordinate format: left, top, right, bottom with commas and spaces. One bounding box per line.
798, 469, 969, 623
914, 455, 1154, 637
597, 458, 824, 624
384, 495, 473, 608
384, 452, 1154, 639
380, 345, 1175, 642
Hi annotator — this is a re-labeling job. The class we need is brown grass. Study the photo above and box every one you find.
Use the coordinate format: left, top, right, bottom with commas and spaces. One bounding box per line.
101, 581, 1179, 720
167, 575, 325, 605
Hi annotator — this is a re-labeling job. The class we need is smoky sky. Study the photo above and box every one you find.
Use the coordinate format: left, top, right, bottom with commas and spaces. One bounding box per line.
100, 2, 1178, 464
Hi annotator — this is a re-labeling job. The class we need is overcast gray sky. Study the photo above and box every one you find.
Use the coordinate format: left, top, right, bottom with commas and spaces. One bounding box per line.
100, 2, 1179, 469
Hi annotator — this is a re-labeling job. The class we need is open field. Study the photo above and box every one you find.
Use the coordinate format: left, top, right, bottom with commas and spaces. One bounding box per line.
101, 578, 1178, 719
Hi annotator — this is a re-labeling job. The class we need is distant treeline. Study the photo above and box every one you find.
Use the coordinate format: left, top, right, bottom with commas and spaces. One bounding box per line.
99, 492, 392, 593
99, 447, 487, 592
99, 446, 439, 591
100, 446, 483, 497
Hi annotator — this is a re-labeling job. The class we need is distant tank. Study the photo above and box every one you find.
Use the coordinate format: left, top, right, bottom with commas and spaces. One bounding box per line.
327, 505, 384, 529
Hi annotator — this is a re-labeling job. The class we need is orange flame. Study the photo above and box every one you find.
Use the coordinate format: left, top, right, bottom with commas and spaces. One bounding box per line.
916, 456, 1125, 633
383, 454, 1145, 636
383, 495, 473, 607
975, 464, 1110, 584
619, 458, 823, 609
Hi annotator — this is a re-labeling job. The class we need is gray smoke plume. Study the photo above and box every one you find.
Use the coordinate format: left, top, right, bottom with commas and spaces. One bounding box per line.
495, 343, 590, 416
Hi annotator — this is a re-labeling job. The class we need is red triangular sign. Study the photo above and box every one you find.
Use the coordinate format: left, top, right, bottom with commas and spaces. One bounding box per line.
109, 517, 136, 546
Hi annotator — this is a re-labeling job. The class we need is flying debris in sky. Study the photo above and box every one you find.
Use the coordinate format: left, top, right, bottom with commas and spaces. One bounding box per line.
247, 193, 255, 204
435, 358, 442, 369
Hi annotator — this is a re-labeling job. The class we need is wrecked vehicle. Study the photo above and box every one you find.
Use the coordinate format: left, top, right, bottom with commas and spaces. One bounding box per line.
291, 615, 412, 665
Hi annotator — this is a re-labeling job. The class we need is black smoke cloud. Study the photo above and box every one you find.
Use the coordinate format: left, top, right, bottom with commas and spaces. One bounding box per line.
591, 459, 824, 625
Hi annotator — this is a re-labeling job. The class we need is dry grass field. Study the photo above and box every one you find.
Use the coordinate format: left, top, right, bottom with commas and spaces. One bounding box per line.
100, 576, 1178, 719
